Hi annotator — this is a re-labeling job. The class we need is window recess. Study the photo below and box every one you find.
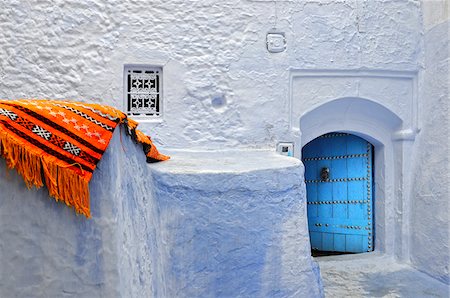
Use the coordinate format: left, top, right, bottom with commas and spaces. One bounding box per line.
124, 65, 162, 118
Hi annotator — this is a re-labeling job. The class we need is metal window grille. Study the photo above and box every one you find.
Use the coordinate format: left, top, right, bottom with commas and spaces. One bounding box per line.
124, 66, 162, 118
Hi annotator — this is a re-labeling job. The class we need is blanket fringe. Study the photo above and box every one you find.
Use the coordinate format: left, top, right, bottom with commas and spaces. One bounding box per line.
0, 128, 91, 218
0, 102, 169, 219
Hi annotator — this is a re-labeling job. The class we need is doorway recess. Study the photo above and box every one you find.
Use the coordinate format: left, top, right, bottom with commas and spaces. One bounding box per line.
302, 132, 374, 255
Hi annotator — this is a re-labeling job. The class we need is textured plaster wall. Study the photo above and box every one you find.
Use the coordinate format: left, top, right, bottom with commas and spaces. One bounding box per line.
2, 0, 449, 291
0, 130, 156, 297
150, 150, 323, 297
0, 0, 422, 149
0, 131, 322, 297
409, 0, 449, 284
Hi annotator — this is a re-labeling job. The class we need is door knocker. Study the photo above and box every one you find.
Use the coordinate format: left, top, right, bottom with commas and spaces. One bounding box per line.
320, 167, 330, 181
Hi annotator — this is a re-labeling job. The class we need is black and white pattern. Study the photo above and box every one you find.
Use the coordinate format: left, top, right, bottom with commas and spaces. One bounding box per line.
51, 103, 114, 131
32, 125, 52, 141
125, 67, 161, 117
69, 102, 119, 121
0, 108, 18, 121
303, 153, 369, 161
63, 142, 81, 156
305, 177, 366, 183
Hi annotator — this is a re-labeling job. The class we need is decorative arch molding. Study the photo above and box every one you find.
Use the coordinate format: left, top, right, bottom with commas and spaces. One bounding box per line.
287, 69, 419, 261
288, 68, 419, 139
299, 96, 403, 147
296, 95, 416, 261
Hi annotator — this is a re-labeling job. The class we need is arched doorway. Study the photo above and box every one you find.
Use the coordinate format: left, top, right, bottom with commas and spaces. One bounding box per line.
295, 96, 416, 260
302, 132, 374, 254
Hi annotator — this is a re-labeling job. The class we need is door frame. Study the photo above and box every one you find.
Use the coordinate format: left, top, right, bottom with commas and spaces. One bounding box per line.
294, 97, 417, 261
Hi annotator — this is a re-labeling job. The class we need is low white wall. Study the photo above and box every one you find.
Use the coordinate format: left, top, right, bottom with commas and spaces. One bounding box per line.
150, 150, 323, 297
0, 132, 322, 297
0, 130, 158, 297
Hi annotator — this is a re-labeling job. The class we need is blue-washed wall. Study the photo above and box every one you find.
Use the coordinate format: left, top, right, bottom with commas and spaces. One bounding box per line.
0, 132, 322, 297
0, 130, 160, 297
150, 151, 323, 297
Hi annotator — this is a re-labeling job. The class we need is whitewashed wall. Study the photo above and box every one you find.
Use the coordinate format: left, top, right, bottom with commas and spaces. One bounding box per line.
0, 0, 421, 149
409, 0, 449, 284
1, 0, 448, 289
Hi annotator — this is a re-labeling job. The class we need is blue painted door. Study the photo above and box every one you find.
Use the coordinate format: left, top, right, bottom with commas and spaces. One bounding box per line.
302, 132, 373, 253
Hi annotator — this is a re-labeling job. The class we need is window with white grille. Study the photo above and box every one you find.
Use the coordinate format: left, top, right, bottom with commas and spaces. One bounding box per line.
124, 65, 162, 118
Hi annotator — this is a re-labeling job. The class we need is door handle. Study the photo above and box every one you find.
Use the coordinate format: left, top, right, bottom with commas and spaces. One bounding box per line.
320, 167, 330, 181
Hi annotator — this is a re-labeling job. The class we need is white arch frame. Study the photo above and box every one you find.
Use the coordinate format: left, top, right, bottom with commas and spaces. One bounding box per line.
297, 96, 415, 260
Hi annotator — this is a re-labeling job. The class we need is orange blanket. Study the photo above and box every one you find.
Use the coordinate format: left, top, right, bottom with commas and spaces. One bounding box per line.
0, 99, 169, 218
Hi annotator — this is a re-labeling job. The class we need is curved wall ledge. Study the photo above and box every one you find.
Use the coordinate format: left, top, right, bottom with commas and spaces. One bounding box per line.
150, 150, 323, 297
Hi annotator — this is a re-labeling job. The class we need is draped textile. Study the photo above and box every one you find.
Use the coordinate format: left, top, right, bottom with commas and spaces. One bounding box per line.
0, 99, 169, 217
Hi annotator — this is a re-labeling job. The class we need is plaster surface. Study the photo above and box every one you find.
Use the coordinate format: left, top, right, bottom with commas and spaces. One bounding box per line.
317, 253, 449, 297
152, 149, 302, 174
0, 131, 323, 297
409, 11, 449, 284
0, 130, 155, 297
0, 0, 422, 149
150, 150, 322, 297
0, 0, 449, 293
290, 70, 416, 133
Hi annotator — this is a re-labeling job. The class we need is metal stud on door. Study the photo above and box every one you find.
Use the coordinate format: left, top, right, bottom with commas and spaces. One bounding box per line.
302, 132, 374, 253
